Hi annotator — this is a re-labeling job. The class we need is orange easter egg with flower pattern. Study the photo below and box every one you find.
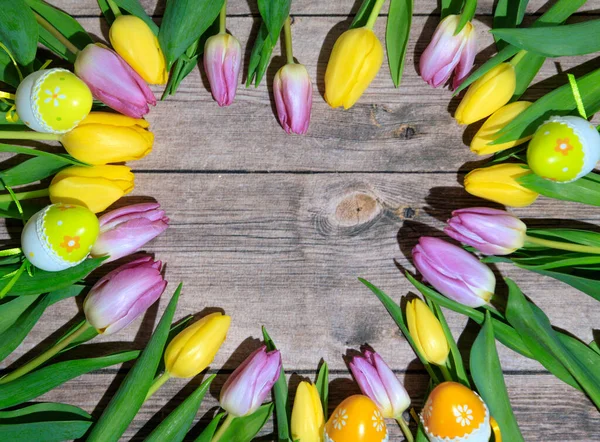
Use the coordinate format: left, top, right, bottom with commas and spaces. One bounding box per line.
325, 395, 388, 442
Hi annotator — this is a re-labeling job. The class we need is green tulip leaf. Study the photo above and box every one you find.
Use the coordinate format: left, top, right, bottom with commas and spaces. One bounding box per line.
515, 267, 600, 303
415, 423, 430, 442
0, 50, 21, 88
262, 326, 291, 442
0, 294, 39, 334
0, 156, 77, 190
526, 229, 600, 248
0, 402, 93, 442
159, 0, 224, 69
505, 278, 600, 407
492, 20, 600, 57
590, 341, 600, 355
0, 199, 44, 220
246, 23, 270, 87
386, 0, 413, 88
440, 0, 466, 18
0, 0, 38, 66
0, 350, 139, 409
351, 0, 379, 28
145, 374, 215, 442
193, 412, 224, 442
493, 0, 529, 50
315, 361, 329, 419
258, 0, 291, 44
517, 172, 600, 207
471, 312, 525, 442
456, 0, 477, 34
0, 258, 105, 297
86, 283, 183, 442
216, 403, 274, 442
512, 52, 545, 99
359, 278, 441, 383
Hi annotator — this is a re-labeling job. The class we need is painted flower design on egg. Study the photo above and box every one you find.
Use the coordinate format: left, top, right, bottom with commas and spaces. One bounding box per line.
325, 395, 388, 442
15, 68, 93, 134
421, 382, 491, 442
21, 204, 100, 272
527, 115, 600, 183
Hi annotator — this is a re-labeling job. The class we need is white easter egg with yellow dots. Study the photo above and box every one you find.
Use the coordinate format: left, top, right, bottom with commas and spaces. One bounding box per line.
21, 204, 99, 272
15, 68, 93, 134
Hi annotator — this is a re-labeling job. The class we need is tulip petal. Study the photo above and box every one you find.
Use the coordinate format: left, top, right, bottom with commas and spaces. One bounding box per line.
350, 356, 393, 417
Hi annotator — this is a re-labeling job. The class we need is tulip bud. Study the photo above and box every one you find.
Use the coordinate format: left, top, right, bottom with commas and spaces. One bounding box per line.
203, 33, 242, 107
349, 349, 410, 419
464, 163, 539, 208
83, 256, 167, 335
274, 63, 313, 135
455, 62, 516, 125
419, 15, 477, 89
164, 312, 231, 378
412, 237, 496, 307
49, 165, 135, 213
109, 15, 167, 85
406, 298, 450, 366
325, 27, 384, 109
91, 202, 169, 262
291, 382, 325, 442
445, 207, 527, 255
60, 112, 153, 165
220, 345, 282, 417
470, 101, 533, 155
75, 44, 156, 119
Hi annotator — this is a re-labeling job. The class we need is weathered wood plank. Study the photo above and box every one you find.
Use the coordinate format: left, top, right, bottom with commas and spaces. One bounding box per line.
36, 371, 600, 441
3, 173, 599, 372
51, 0, 600, 17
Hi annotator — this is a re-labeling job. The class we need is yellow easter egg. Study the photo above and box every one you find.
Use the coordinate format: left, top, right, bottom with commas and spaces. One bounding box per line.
325, 395, 388, 442
527, 116, 600, 183
421, 382, 491, 442
21, 204, 100, 272
15, 68, 93, 133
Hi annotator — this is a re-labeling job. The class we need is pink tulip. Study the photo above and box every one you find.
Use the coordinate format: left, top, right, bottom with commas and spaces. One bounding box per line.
273, 63, 313, 135
83, 256, 167, 334
220, 345, 282, 417
412, 237, 495, 307
349, 349, 410, 419
445, 207, 527, 255
91, 203, 169, 263
204, 33, 242, 107
75, 44, 156, 118
419, 15, 477, 89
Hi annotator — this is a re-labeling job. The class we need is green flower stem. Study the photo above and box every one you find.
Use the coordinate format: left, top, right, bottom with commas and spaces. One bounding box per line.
439, 363, 453, 382
0, 321, 92, 384
210, 413, 235, 442
145, 371, 171, 401
0, 260, 27, 299
219, 0, 227, 34
0, 188, 50, 204
509, 49, 528, 67
0, 131, 61, 141
106, 0, 122, 17
283, 16, 294, 64
33, 12, 81, 56
396, 416, 414, 442
365, 0, 387, 30
525, 234, 600, 254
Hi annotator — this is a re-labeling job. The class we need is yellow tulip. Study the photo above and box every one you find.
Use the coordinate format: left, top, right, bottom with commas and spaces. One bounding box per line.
49, 165, 134, 213
325, 27, 383, 109
60, 112, 153, 165
464, 163, 539, 208
455, 63, 516, 125
291, 382, 325, 442
109, 15, 167, 85
406, 298, 449, 366
164, 312, 231, 378
470, 101, 533, 155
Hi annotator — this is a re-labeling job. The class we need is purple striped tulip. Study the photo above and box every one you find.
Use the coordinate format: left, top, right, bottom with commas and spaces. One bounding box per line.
83, 256, 167, 334
91, 203, 169, 263
419, 15, 477, 90
445, 207, 527, 255
220, 345, 282, 417
204, 33, 242, 107
349, 349, 411, 419
75, 44, 156, 118
273, 63, 313, 135
412, 237, 495, 307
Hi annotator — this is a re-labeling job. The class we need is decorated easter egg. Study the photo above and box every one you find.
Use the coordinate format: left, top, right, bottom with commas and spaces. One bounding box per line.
421, 382, 491, 442
15, 68, 93, 134
325, 395, 388, 442
527, 115, 600, 182
21, 204, 100, 272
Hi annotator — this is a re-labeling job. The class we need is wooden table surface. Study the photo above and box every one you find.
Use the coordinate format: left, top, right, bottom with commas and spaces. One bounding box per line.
3, 1, 600, 440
